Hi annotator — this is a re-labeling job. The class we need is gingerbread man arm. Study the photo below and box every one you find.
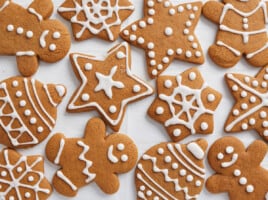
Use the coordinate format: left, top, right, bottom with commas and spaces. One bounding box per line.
206, 174, 233, 193
84, 118, 106, 143
95, 173, 119, 194
16, 55, 39, 77
28, 0, 53, 20
202, 1, 224, 24
246, 140, 267, 166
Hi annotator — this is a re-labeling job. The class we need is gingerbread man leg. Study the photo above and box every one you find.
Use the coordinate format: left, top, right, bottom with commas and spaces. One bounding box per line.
246, 45, 268, 67
208, 43, 242, 68
16, 55, 39, 77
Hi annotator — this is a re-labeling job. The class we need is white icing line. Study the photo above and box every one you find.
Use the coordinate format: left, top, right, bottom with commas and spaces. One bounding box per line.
54, 138, 65, 164
217, 41, 241, 56
28, 8, 43, 21
16, 51, 35, 56
247, 42, 268, 59
186, 142, 205, 160
43, 85, 57, 107
40, 30, 49, 48
0, 0, 9, 12
107, 145, 119, 163
57, 171, 77, 191
221, 153, 238, 168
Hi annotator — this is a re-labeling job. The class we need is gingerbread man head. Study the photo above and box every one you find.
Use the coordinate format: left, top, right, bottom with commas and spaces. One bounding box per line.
45, 117, 138, 197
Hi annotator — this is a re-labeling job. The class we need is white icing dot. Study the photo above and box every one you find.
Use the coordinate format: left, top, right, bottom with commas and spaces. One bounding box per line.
140, 185, 145, 191
137, 37, 145, 44
244, 76, 250, 83
157, 64, 163, 70
117, 51, 125, 59
193, 6, 198, 11
241, 91, 247, 98
186, 4, 192, 10
109, 105, 117, 113
207, 94, 215, 102
133, 85, 141, 93
172, 163, 178, 169
176, 48, 183, 55
157, 148, 164, 155
152, 69, 158, 76
24, 109, 31, 116
200, 122, 208, 131
121, 155, 128, 162
16, 91, 22, 97
150, 60, 156, 66
190, 14, 195, 19
49, 44, 56, 51
17, 167, 23, 173
12, 80, 19, 87
264, 74, 268, 80
217, 152, 224, 160
188, 35, 194, 41
117, 143, 125, 151
178, 6, 184, 12
147, 42, 154, 49
262, 81, 267, 88
146, 190, 152, 196
123, 30, 129, 36
30, 117, 37, 124
246, 185, 254, 193
28, 176, 34, 182
19, 100, 26, 107
263, 121, 268, 127
233, 109, 239, 116
195, 180, 202, 187
264, 130, 268, 136
25, 192, 31, 198
239, 177, 247, 185
186, 175, 193, 182
233, 169, 241, 176
53, 32, 61, 39
232, 85, 238, 91
156, 106, 164, 115
26, 31, 33, 38
1, 171, 7, 177
164, 80, 172, 88
186, 51, 192, 58
241, 103, 248, 110
164, 27, 173, 36
241, 123, 248, 130
37, 126, 43, 133
249, 118, 256, 125
186, 21, 192, 27
192, 43, 198, 49
173, 129, 181, 137
153, 197, 159, 200
252, 80, 259, 87
17, 27, 23, 34
226, 146, 234, 154
148, 51, 155, 58
139, 21, 146, 28
131, 25, 137, 31
130, 34, 137, 41
243, 24, 249, 29
164, 156, 172, 163
147, 0, 154, 7
7, 24, 14, 31
9, 196, 14, 200
250, 96, 256, 103
180, 169, 186, 176
167, 49, 174, 56
162, 57, 169, 64
82, 93, 90, 101
195, 51, 201, 57
164, 1, 170, 7
243, 18, 248, 23
189, 72, 196, 80
85, 63, 92, 71
147, 18, 154, 24
169, 8, 175, 15
260, 111, 267, 118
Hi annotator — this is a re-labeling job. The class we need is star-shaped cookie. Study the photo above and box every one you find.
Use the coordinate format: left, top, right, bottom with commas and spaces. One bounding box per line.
58, 0, 134, 41
68, 42, 154, 131
120, 0, 204, 79
225, 66, 268, 141
148, 68, 222, 142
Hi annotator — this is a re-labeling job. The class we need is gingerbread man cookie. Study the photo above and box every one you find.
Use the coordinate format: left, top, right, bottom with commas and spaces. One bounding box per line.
203, 0, 268, 68
0, 0, 71, 76
225, 66, 268, 142
67, 42, 153, 131
148, 68, 222, 142
136, 139, 207, 200
120, 0, 204, 78
0, 76, 66, 148
0, 148, 52, 200
58, 0, 134, 41
206, 136, 268, 200
45, 117, 138, 197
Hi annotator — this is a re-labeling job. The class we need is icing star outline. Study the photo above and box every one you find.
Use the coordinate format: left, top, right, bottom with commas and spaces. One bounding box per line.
120, 0, 204, 78
225, 66, 268, 141
68, 42, 154, 131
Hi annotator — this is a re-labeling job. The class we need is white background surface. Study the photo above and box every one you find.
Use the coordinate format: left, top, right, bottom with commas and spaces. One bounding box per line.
0, 0, 268, 199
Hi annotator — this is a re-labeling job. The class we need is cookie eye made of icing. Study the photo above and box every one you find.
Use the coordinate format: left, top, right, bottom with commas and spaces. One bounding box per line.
217, 152, 224, 160
225, 146, 234, 154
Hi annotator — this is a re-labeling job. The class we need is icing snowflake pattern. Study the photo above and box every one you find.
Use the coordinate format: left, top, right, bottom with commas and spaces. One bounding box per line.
58, 0, 134, 41
0, 149, 51, 200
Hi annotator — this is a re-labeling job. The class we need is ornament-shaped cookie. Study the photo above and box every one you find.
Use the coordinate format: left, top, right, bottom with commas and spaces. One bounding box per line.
206, 136, 268, 200
203, 0, 268, 68
0, 0, 71, 76
0, 148, 52, 200
0, 76, 66, 148
120, 0, 204, 78
46, 117, 138, 197
135, 139, 207, 200
148, 68, 222, 142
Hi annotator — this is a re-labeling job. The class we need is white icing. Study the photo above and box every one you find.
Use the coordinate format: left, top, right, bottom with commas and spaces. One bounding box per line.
186, 142, 205, 160
221, 153, 238, 168
186, 175, 193, 182
43, 84, 57, 107
173, 129, 181, 137
207, 94, 215, 102
28, 176, 34, 182
56, 85, 66, 97
40, 30, 49, 48
216, 41, 241, 56
200, 122, 208, 130
28, 8, 43, 21
82, 93, 90, 102
7, 24, 14, 32
16, 51, 35, 56
77, 141, 96, 183
0, 0, 9, 12
108, 145, 119, 163
53, 32, 61, 39
24, 109, 31, 116
172, 163, 178, 169
226, 146, 234, 154
68, 43, 153, 126
156, 106, 164, 115
58, 0, 134, 40
117, 143, 125, 151
117, 51, 126, 59
109, 105, 117, 113
49, 44, 56, 51
246, 185, 254, 193
233, 169, 241, 176
121, 155, 128, 162
85, 63, 92, 71
57, 171, 77, 191
30, 117, 37, 124
0, 150, 50, 199
164, 156, 172, 163
239, 177, 247, 185
164, 80, 172, 88
217, 153, 224, 160
37, 126, 43, 133
133, 85, 141, 93
157, 148, 164, 155
26, 31, 33, 38
17, 27, 23, 35
247, 42, 268, 59
95, 66, 125, 99
54, 138, 65, 164
165, 27, 173, 36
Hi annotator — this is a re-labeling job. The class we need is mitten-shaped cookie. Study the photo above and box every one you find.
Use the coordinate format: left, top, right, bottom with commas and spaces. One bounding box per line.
136, 139, 207, 200
203, 0, 268, 68
206, 136, 268, 200
0, 0, 71, 76
0, 76, 66, 148
46, 117, 138, 197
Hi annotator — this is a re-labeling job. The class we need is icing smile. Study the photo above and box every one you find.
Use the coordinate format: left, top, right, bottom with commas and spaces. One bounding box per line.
108, 145, 119, 163
221, 153, 238, 168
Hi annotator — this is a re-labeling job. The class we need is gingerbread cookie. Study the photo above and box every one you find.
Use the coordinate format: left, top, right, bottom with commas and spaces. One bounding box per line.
58, 0, 134, 41
224, 66, 268, 141
136, 139, 207, 200
46, 117, 138, 197
120, 0, 204, 79
0, 148, 52, 200
206, 136, 268, 199
203, 0, 268, 68
0, 76, 66, 148
67, 42, 153, 131
0, 0, 71, 76
148, 68, 222, 142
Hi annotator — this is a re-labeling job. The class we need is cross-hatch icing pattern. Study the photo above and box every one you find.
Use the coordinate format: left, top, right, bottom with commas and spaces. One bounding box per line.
159, 75, 213, 134
58, 0, 134, 40
0, 150, 50, 200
